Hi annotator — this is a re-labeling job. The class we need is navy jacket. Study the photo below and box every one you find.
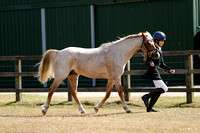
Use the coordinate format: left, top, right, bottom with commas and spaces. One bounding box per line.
142, 46, 171, 80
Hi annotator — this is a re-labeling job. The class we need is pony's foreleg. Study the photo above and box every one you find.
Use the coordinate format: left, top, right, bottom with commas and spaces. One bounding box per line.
68, 74, 86, 114
115, 79, 132, 113
94, 80, 114, 113
42, 80, 61, 115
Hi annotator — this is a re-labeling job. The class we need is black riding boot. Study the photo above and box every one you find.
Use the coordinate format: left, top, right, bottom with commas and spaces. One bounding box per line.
142, 88, 164, 112
147, 88, 164, 112
147, 94, 161, 112
141, 94, 150, 108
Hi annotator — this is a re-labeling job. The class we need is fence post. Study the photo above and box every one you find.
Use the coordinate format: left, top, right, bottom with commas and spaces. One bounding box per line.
67, 80, 72, 101
124, 60, 131, 101
15, 59, 22, 101
185, 55, 194, 103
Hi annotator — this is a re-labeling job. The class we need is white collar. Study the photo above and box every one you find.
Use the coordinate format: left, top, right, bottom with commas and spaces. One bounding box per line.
158, 46, 162, 50
156, 44, 162, 50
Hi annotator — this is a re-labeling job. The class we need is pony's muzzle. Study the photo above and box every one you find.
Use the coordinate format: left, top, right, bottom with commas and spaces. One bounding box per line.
149, 51, 160, 59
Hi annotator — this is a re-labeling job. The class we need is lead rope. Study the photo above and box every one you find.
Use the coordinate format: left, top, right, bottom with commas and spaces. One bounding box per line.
165, 74, 171, 85
159, 67, 172, 85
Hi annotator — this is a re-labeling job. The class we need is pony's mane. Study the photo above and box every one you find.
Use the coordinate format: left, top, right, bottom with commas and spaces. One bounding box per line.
100, 32, 152, 61
100, 32, 150, 47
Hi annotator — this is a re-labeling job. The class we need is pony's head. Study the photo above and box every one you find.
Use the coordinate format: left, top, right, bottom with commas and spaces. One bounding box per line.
141, 32, 160, 61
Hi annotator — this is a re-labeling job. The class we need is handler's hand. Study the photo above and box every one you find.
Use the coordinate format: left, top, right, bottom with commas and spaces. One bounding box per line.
169, 69, 175, 74
150, 61, 155, 67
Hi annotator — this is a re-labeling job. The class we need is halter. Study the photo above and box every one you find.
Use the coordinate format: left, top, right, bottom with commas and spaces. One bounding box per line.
141, 38, 160, 59
141, 38, 152, 51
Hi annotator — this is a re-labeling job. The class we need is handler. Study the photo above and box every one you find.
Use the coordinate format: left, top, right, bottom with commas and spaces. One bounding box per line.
141, 31, 175, 112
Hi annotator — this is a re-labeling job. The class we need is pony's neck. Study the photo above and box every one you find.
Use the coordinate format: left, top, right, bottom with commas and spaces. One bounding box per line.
114, 36, 143, 63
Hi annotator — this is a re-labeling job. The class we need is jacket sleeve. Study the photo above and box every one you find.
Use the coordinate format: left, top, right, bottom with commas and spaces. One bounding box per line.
159, 57, 171, 71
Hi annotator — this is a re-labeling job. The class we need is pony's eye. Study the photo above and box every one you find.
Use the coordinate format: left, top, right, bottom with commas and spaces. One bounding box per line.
147, 42, 151, 45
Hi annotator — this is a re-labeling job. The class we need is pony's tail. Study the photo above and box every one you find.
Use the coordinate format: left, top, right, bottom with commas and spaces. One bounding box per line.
37, 49, 58, 84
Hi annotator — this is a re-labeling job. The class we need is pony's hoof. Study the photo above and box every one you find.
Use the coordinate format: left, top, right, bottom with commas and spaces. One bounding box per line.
80, 108, 86, 114
42, 109, 47, 116
124, 107, 132, 113
78, 108, 86, 114
81, 110, 86, 114
94, 106, 99, 113
126, 110, 132, 113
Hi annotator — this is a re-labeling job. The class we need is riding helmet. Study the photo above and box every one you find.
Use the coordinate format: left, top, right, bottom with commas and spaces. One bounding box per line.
153, 31, 166, 41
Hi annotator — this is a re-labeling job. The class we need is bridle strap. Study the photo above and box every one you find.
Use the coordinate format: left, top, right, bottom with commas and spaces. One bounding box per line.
141, 37, 159, 59
141, 38, 151, 52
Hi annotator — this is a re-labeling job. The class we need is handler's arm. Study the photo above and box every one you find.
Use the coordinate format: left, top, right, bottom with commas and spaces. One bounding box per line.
159, 57, 171, 71
145, 57, 153, 67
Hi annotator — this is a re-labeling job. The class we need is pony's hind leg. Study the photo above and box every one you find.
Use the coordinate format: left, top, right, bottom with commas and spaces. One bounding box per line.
42, 79, 63, 115
114, 78, 132, 113
68, 73, 86, 114
94, 80, 114, 113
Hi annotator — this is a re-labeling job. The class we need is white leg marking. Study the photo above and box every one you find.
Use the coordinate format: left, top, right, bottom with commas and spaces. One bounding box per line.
41, 103, 49, 115
94, 101, 102, 113
123, 104, 132, 113
78, 105, 86, 114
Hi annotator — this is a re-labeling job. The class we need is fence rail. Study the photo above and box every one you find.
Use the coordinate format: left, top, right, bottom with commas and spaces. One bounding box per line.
0, 50, 200, 103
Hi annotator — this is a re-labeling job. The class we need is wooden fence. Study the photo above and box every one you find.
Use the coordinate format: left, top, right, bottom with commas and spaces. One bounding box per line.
0, 50, 200, 103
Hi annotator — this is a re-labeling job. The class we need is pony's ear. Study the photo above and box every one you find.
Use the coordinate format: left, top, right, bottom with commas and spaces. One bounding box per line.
142, 32, 146, 38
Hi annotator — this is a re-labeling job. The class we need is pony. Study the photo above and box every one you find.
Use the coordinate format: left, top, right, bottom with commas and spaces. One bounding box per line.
37, 32, 157, 115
